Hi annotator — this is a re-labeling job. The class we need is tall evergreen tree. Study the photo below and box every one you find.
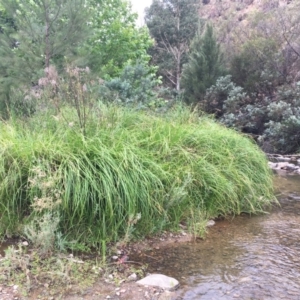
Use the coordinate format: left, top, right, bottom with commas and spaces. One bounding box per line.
145, 0, 200, 91
182, 24, 224, 105
0, 0, 90, 115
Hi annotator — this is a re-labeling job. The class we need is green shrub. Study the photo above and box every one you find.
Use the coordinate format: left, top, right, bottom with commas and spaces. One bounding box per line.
259, 83, 300, 153
212, 77, 300, 153
0, 105, 275, 248
203, 75, 248, 117
99, 63, 162, 108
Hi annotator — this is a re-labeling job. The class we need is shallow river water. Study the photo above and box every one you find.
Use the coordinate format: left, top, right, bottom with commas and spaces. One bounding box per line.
137, 175, 300, 300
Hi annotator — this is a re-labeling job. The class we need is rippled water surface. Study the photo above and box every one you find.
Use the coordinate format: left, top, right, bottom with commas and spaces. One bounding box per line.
137, 175, 300, 299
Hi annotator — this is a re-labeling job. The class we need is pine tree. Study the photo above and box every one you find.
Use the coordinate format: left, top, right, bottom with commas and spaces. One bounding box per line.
182, 24, 225, 105
0, 0, 90, 116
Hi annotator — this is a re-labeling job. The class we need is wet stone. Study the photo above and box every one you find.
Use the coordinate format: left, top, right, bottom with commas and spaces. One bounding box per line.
137, 274, 179, 291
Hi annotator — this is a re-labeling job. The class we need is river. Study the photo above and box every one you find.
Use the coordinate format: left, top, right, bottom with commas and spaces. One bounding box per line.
136, 175, 300, 299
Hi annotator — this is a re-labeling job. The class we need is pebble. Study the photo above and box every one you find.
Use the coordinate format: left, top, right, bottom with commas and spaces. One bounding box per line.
128, 273, 137, 281
206, 220, 215, 227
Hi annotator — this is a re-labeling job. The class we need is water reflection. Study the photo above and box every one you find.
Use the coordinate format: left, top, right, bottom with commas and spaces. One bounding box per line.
137, 175, 300, 299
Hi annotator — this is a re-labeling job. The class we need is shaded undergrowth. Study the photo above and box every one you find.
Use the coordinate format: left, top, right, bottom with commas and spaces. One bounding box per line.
0, 105, 276, 249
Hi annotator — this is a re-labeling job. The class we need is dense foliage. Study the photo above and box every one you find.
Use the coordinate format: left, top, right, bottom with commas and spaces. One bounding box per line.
0, 0, 90, 118
0, 0, 155, 118
86, 0, 154, 78
0, 0, 89, 83
1, 0, 298, 153
0, 104, 275, 249
208, 77, 300, 153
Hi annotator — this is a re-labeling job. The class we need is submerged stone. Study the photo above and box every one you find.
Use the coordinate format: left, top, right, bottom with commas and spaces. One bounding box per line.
137, 274, 179, 291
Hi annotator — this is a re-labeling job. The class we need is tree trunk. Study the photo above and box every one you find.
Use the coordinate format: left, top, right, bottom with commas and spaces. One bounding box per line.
176, 4, 181, 91
44, 0, 50, 69
176, 52, 181, 91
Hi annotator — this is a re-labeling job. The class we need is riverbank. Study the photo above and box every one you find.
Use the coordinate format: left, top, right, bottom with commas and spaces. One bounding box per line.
0, 105, 276, 298
0, 229, 195, 299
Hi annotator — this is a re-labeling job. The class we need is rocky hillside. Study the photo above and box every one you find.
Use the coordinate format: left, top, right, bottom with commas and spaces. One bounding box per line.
200, 0, 294, 23
198, 0, 300, 64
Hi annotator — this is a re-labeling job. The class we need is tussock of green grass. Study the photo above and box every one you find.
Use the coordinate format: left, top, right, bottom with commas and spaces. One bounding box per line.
0, 105, 275, 247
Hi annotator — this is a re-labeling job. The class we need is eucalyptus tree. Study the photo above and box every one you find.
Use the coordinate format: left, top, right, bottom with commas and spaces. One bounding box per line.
145, 0, 200, 91
86, 0, 153, 78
